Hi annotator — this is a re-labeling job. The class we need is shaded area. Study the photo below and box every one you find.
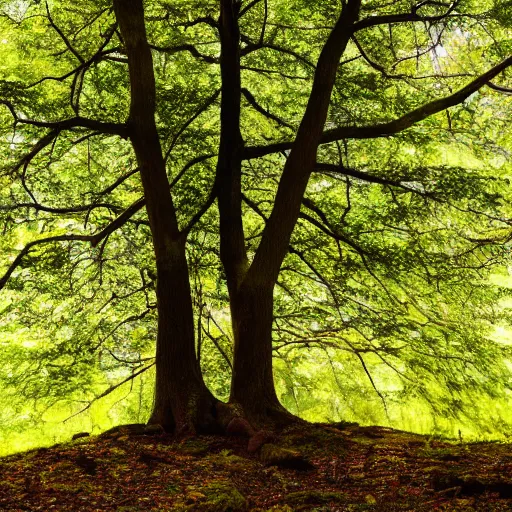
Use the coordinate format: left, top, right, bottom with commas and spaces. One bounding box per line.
2, 424, 512, 511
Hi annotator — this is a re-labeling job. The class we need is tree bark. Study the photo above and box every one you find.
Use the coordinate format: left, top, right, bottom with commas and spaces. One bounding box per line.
217, 0, 248, 292
113, 0, 217, 433
229, 0, 362, 421
230, 284, 293, 423
215, 1, 290, 423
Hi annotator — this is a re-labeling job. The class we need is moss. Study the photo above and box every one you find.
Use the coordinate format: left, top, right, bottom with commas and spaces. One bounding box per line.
175, 480, 247, 511
283, 490, 347, 506
259, 444, 313, 470
176, 438, 211, 456
280, 426, 347, 457
209, 449, 253, 471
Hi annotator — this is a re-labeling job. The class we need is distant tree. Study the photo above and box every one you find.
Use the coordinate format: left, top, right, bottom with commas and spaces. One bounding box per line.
1, 0, 511, 433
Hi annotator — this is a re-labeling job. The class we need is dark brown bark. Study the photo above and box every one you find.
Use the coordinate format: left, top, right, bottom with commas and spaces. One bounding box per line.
113, 0, 217, 433
229, 284, 293, 424
217, 0, 248, 292
214, 0, 289, 422
228, 1, 362, 420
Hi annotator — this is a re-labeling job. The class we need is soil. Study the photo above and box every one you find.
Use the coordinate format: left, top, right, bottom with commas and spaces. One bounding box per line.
1, 423, 512, 511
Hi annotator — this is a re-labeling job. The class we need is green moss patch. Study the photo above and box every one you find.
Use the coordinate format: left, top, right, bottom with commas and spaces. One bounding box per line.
176, 480, 247, 511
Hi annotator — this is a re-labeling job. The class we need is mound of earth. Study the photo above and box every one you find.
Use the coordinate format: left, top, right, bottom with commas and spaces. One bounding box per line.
1, 423, 512, 511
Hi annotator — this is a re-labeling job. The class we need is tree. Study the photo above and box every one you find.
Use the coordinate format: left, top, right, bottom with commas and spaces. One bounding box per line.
1, 0, 511, 434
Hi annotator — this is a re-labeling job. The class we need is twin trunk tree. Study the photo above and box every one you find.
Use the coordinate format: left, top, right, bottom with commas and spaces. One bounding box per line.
1, 0, 511, 433
111, 0, 511, 431
113, 0, 365, 430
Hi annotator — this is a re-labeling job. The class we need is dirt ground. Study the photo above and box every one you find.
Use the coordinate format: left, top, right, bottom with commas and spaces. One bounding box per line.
1, 423, 511, 511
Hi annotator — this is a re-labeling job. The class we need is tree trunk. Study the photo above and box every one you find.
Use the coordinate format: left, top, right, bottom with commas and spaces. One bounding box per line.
229, 1, 362, 422
229, 284, 291, 424
214, 1, 293, 425
113, 0, 218, 433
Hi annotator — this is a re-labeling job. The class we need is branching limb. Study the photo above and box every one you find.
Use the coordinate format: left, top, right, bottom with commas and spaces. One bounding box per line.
241, 88, 294, 129
243, 56, 512, 159
0, 197, 146, 289
149, 43, 219, 64
0, 234, 93, 290
354, 0, 462, 31
45, 1, 85, 63
26, 29, 118, 89
8, 129, 60, 174
0, 99, 128, 137
0, 200, 120, 215
63, 363, 155, 422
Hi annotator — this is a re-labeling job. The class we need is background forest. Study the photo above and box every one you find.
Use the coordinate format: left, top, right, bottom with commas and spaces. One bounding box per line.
1, 0, 512, 456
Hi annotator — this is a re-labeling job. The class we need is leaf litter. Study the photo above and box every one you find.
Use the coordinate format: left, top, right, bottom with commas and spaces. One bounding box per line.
1, 423, 512, 511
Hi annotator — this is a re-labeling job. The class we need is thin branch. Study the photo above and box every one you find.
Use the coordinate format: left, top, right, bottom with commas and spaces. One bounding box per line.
63, 363, 155, 422
354, 350, 390, 420
241, 88, 294, 129
182, 184, 218, 237
149, 43, 219, 64
241, 42, 315, 69
488, 82, 512, 94
169, 154, 216, 189
239, 0, 263, 18
91, 168, 139, 197
163, 89, 221, 163
45, 1, 85, 63
202, 324, 233, 370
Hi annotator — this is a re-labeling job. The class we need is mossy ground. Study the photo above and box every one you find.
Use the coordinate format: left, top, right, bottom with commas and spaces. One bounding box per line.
1, 424, 512, 511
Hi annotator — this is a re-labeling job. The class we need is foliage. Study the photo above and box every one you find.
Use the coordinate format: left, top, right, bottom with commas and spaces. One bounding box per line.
0, 0, 512, 442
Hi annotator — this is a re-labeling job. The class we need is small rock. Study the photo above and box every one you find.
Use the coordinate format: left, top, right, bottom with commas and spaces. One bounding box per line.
72, 432, 90, 441
260, 443, 314, 471
248, 430, 275, 453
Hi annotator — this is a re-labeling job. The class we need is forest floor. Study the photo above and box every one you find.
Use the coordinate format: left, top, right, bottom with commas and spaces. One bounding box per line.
1, 422, 512, 511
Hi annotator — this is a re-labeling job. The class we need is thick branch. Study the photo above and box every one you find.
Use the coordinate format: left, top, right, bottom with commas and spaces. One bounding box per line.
243, 56, 512, 160
246, 0, 362, 286
0, 100, 128, 137
90, 197, 145, 247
